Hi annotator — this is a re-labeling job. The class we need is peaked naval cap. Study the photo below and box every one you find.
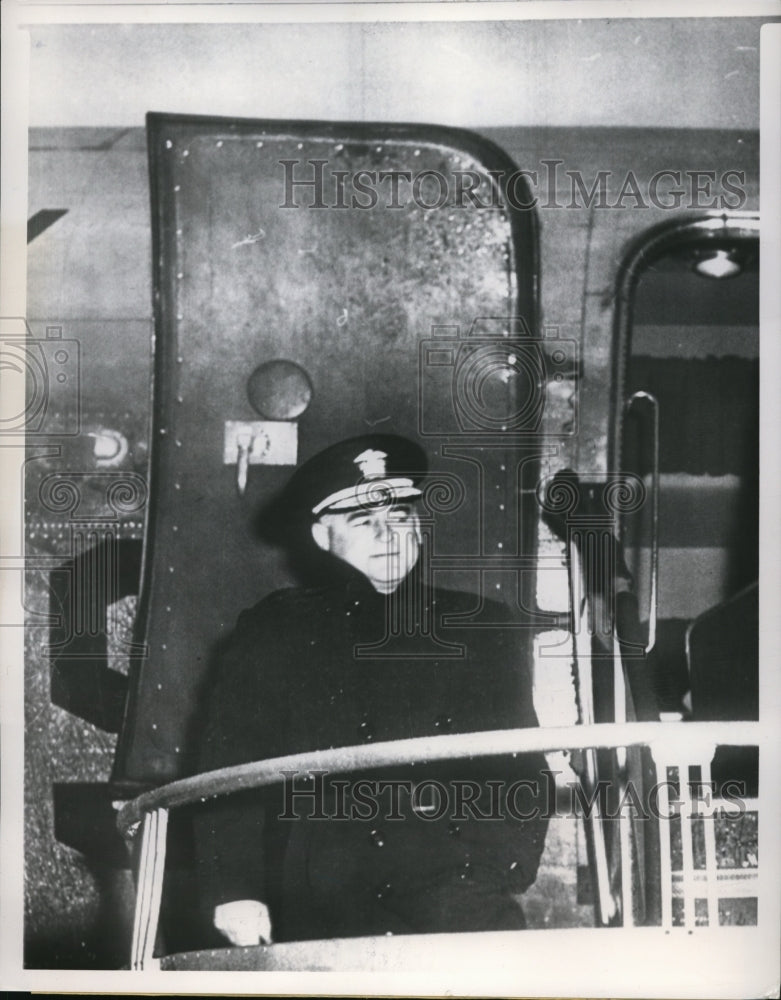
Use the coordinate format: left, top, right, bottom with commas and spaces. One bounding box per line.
287, 434, 427, 517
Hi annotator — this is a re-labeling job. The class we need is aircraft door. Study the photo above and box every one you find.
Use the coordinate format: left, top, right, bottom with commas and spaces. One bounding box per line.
612, 216, 759, 927
115, 114, 543, 785
615, 217, 759, 718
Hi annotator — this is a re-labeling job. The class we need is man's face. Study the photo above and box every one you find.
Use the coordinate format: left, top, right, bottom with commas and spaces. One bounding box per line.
311, 502, 421, 593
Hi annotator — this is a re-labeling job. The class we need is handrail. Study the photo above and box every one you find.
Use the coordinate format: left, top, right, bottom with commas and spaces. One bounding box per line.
568, 537, 615, 924
625, 390, 660, 654
116, 719, 762, 833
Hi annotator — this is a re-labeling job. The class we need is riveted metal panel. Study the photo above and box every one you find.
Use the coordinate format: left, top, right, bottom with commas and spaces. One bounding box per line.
116, 114, 542, 784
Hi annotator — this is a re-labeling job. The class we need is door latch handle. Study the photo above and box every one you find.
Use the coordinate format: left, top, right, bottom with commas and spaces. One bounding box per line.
236, 432, 253, 496
223, 420, 298, 497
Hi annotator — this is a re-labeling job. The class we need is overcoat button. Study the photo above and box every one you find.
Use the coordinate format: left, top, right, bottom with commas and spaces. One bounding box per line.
369, 828, 386, 848
448, 822, 461, 837
434, 714, 453, 732
358, 720, 374, 741
375, 881, 393, 899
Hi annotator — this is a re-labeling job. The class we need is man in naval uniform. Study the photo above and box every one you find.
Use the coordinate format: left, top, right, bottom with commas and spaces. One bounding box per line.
195, 434, 549, 946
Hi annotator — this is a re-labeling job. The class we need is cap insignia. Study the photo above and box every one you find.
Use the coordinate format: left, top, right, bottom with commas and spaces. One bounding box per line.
354, 448, 387, 478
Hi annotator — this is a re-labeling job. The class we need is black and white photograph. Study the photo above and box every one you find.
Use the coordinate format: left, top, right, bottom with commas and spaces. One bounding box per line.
1, 1, 780, 995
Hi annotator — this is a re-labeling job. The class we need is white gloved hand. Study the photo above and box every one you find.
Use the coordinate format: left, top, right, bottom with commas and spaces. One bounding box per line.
213, 899, 273, 946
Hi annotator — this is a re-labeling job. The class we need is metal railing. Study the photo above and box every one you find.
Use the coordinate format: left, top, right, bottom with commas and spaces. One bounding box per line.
118, 719, 762, 970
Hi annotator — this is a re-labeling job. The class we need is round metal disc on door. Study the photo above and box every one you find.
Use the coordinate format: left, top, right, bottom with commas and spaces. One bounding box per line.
247, 360, 313, 420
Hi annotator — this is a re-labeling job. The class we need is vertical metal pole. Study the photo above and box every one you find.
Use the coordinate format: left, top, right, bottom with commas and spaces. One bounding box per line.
569, 538, 615, 925
700, 757, 720, 928
652, 753, 674, 930
130, 808, 169, 970
614, 637, 633, 926
130, 812, 152, 970
678, 764, 696, 929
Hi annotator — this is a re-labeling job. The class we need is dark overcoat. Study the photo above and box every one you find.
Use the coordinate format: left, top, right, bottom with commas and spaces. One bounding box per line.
195, 564, 549, 941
